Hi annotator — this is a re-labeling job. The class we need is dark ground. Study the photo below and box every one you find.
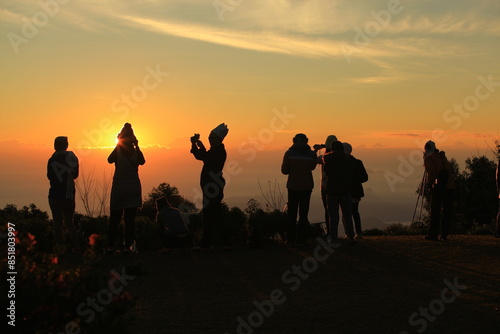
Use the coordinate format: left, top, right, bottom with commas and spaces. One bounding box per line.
101, 235, 500, 334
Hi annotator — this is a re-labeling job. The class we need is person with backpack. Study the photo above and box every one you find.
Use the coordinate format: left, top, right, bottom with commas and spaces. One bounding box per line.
281, 133, 317, 244
423, 140, 455, 241
47, 136, 81, 253
342, 142, 368, 239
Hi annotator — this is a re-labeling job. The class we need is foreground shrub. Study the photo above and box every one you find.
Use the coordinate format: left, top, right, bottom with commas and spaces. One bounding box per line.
0, 224, 137, 333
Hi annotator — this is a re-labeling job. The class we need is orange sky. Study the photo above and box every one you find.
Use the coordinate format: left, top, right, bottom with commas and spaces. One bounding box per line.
1, 0, 499, 226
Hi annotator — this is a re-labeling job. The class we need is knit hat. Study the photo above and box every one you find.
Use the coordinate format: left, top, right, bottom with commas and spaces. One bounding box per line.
118, 123, 137, 142
342, 142, 352, 155
424, 140, 436, 156
211, 123, 229, 140
325, 135, 338, 149
331, 141, 344, 152
54, 136, 68, 151
293, 133, 308, 144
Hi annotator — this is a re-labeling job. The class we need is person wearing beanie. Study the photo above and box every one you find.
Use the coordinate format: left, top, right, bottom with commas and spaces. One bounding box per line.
423, 140, 455, 241
342, 142, 368, 239
282, 133, 317, 244
107, 123, 146, 253
190, 123, 229, 250
323, 141, 356, 244
47, 136, 81, 253
314, 135, 338, 235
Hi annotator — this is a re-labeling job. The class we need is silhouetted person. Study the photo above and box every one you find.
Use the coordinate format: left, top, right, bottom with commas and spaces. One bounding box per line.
47, 136, 81, 253
343, 142, 368, 238
281, 133, 317, 244
324, 141, 356, 244
496, 150, 499, 238
107, 123, 145, 253
423, 140, 455, 241
156, 197, 191, 251
314, 135, 338, 235
190, 123, 229, 250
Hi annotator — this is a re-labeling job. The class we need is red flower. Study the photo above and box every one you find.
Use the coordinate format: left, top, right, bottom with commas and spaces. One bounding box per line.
88, 233, 99, 246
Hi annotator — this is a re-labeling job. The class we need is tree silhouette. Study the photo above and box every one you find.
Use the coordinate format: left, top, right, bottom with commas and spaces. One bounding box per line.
140, 183, 197, 220
459, 156, 497, 228
418, 154, 497, 233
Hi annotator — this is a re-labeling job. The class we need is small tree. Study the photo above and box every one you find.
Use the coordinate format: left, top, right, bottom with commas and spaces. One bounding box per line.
140, 182, 197, 220
459, 156, 497, 228
75, 166, 111, 217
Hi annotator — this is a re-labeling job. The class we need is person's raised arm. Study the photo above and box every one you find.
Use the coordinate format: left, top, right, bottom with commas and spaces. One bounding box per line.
135, 141, 146, 165
190, 133, 207, 160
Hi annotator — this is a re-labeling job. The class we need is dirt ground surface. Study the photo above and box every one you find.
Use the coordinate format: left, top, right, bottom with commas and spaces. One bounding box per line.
102, 235, 500, 334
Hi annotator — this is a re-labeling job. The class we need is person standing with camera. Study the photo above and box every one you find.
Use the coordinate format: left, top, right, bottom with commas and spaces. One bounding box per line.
190, 123, 229, 250
314, 135, 338, 236
107, 123, 145, 254
423, 140, 455, 241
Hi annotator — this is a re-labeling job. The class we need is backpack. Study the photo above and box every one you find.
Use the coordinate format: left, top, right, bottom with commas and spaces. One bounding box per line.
434, 154, 449, 190
357, 159, 368, 183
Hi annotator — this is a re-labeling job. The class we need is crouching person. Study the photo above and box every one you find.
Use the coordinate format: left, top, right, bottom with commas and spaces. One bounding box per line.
156, 197, 191, 252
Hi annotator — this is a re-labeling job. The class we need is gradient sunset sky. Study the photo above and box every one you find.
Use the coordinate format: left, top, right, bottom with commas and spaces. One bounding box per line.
1, 0, 499, 223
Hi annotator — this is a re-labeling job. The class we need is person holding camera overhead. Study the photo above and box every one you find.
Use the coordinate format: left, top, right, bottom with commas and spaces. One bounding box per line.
107, 123, 145, 254
190, 123, 229, 250
314, 135, 338, 236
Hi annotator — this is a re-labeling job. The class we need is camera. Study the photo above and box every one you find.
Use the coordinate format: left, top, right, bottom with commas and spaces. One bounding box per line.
313, 144, 326, 150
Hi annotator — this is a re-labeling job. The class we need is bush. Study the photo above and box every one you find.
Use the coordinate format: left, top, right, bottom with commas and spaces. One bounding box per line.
0, 226, 136, 333
470, 224, 495, 235
135, 216, 163, 251
384, 223, 415, 236
362, 228, 384, 236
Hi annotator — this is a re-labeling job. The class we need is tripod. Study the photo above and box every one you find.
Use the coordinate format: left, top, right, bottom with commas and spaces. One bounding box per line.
412, 171, 428, 224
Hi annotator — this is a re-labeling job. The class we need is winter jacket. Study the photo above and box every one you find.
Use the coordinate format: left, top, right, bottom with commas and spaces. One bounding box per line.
281, 143, 317, 191
47, 150, 79, 200
323, 151, 352, 196
424, 151, 455, 190
108, 145, 146, 210
191, 142, 227, 192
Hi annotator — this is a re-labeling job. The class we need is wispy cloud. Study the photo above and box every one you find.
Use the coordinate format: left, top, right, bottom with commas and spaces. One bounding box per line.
115, 14, 347, 58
